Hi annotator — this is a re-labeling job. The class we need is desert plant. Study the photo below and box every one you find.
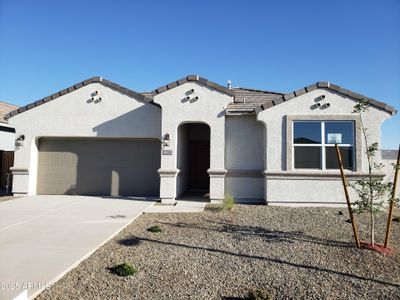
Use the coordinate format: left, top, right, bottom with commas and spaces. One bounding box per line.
147, 225, 162, 233
247, 289, 272, 300
350, 99, 393, 246
222, 193, 235, 210
109, 262, 138, 277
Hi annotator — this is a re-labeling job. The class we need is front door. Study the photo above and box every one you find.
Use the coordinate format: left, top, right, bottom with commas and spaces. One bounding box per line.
188, 140, 210, 191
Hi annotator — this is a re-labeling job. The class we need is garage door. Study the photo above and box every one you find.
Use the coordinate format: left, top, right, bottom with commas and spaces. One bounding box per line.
37, 138, 161, 197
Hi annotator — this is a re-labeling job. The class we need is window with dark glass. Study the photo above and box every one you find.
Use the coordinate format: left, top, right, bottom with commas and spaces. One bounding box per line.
293, 121, 355, 170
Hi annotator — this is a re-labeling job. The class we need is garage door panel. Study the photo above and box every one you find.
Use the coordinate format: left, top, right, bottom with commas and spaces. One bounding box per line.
38, 138, 160, 197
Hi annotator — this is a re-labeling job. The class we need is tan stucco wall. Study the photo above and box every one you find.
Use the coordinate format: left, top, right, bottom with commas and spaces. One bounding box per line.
257, 88, 393, 205
0, 125, 15, 151
8, 82, 161, 195
154, 82, 232, 202
8, 79, 395, 206
225, 115, 265, 200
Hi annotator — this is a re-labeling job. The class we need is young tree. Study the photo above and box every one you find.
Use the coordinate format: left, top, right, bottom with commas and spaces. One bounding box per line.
350, 99, 393, 246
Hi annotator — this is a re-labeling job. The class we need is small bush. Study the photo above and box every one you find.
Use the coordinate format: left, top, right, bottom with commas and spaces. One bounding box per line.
247, 289, 272, 300
222, 194, 235, 211
109, 262, 137, 277
393, 216, 400, 222
147, 225, 162, 233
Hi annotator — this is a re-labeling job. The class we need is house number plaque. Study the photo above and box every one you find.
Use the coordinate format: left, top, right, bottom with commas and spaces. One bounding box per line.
162, 150, 173, 155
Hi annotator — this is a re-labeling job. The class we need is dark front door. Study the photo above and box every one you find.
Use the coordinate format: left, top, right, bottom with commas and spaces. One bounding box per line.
188, 140, 210, 190
0, 151, 14, 190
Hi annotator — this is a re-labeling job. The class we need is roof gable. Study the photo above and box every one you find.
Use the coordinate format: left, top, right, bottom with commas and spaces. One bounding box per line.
5, 78, 396, 119
260, 81, 396, 115
150, 75, 235, 97
5, 77, 156, 120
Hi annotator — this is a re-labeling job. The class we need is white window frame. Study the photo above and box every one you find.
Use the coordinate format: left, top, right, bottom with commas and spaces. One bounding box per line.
292, 120, 355, 171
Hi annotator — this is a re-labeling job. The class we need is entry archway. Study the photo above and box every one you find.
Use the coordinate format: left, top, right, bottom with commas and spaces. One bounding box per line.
176, 122, 210, 199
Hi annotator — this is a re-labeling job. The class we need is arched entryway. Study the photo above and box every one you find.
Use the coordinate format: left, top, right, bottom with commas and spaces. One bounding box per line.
176, 122, 210, 200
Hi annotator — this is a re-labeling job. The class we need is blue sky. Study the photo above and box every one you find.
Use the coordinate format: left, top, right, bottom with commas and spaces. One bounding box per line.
0, 0, 399, 149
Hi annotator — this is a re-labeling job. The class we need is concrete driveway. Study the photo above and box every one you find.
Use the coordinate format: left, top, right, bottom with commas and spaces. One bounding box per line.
0, 195, 155, 300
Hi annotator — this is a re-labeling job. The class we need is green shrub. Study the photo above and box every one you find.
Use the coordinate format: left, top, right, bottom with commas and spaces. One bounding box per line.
109, 262, 138, 277
205, 194, 235, 212
147, 225, 162, 233
247, 289, 272, 300
222, 193, 235, 211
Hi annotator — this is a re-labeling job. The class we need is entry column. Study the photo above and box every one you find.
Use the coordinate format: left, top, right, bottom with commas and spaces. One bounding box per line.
158, 169, 179, 204
208, 125, 227, 202
208, 169, 227, 202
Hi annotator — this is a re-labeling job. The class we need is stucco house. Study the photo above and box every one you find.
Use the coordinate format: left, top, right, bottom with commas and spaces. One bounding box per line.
0, 101, 17, 151
1, 101, 17, 192
5, 76, 397, 205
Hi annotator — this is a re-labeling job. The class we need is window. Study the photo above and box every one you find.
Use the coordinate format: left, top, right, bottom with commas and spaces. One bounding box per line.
293, 121, 355, 170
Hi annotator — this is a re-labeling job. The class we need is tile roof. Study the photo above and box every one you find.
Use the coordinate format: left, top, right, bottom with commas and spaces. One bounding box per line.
0, 101, 18, 123
5, 77, 396, 119
5, 77, 156, 120
226, 88, 284, 114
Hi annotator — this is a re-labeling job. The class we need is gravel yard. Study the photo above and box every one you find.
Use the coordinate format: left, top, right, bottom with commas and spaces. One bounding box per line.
38, 205, 400, 300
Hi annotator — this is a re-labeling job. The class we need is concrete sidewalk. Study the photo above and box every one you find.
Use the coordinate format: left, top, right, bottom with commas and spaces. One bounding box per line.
0, 195, 154, 300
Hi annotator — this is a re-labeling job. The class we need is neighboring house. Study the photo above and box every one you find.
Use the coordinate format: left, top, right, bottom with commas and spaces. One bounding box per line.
0, 101, 17, 190
0, 101, 17, 151
5, 76, 398, 205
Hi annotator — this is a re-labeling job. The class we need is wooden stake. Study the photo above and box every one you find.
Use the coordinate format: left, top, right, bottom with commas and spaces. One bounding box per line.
384, 144, 400, 248
335, 144, 361, 248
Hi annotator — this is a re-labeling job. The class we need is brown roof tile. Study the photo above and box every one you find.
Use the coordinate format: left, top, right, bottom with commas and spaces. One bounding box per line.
226, 88, 284, 114
0, 101, 18, 123
6, 77, 396, 119
260, 81, 397, 115
5, 77, 157, 120
150, 75, 235, 97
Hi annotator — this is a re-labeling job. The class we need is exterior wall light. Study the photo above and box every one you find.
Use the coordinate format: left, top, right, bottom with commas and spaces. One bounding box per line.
163, 133, 170, 146
15, 134, 25, 149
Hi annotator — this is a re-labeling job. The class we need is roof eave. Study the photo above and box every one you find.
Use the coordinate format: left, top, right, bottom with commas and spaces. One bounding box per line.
151, 75, 235, 97
261, 81, 397, 115
5, 77, 158, 120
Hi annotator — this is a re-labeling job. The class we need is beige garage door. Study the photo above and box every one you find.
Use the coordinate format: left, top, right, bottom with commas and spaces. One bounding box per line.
37, 138, 161, 197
